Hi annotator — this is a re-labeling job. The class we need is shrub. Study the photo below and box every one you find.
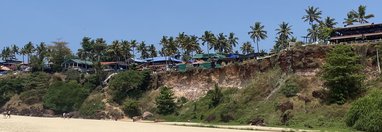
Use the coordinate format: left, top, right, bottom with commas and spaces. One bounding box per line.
79, 93, 105, 119
0, 76, 26, 105
321, 45, 365, 104
281, 81, 299, 97
122, 100, 141, 117
156, 86, 176, 115
345, 90, 382, 132
43, 81, 89, 113
109, 70, 150, 103
207, 84, 223, 108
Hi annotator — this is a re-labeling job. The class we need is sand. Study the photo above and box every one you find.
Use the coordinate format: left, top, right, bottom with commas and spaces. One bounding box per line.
0, 116, 260, 132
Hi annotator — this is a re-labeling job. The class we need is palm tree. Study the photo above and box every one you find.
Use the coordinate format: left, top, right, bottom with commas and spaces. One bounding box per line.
201, 31, 216, 54
35, 42, 48, 71
276, 22, 293, 49
343, 13, 357, 26
302, 6, 322, 25
323, 16, 337, 28
214, 33, 228, 53
183, 35, 200, 57
108, 40, 123, 61
248, 22, 268, 53
24, 41, 35, 64
350, 5, 375, 24
20, 46, 27, 63
137, 41, 149, 59
11, 44, 19, 60
148, 44, 157, 58
93, 38, 107, 62
307, 24, 319, 42
240, 41, 254, 55
121, 40, 131, 62
176, 32, 188, 54
1, 47, 11, 61
130, 40, 138, 58
227, 32, 238, 53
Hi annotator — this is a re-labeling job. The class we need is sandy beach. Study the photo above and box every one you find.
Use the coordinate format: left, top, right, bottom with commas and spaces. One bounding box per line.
0, 116, 264, 132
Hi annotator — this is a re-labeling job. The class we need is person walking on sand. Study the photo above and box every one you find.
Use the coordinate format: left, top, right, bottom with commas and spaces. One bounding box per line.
6, 111, 11, 119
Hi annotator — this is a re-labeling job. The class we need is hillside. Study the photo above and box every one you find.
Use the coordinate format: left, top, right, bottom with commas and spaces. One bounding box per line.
1, 44, 382, 130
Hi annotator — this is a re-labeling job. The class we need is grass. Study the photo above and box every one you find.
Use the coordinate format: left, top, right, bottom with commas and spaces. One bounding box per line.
157, 68, 358, 131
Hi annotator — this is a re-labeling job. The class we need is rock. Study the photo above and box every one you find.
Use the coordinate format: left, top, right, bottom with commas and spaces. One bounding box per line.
132, 116, 141, 122
248, 117, 266, 126
142, 111, 153, 120
276, 101, 293, 113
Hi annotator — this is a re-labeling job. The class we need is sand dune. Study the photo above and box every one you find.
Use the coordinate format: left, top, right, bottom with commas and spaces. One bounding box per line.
0, 116, 260, 132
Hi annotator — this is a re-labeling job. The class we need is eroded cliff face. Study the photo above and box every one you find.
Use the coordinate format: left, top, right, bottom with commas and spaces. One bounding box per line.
157, 44, 380, 100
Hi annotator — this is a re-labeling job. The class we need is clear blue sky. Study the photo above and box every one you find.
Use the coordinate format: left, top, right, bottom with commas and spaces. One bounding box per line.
1, 0, 381, 55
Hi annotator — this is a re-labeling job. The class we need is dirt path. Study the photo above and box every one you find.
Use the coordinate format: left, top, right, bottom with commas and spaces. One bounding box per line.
0, 116, 263, 132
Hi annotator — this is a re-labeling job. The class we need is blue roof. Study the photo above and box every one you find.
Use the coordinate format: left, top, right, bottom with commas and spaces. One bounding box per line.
145, 56, 182, 63
132, 58, 147, 63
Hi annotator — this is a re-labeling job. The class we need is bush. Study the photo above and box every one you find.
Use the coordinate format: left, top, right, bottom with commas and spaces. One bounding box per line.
345, 90, 382, 132
79, 93, 105, 119
43, 81, 89, 113
281, 80, 300, 97
321, 45, 365, 104
122, 100, 141, 117
207, 84, 223, 108
109, 70, 151, 103
0, 77, 24, 105
156, 86, 176, 115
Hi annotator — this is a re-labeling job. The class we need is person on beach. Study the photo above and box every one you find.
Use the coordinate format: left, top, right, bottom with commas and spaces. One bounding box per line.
6, 111, 11, 119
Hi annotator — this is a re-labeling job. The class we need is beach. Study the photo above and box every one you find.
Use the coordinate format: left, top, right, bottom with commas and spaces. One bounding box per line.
0, 116, 261, 132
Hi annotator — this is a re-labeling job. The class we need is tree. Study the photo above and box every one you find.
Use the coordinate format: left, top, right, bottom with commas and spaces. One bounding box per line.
207, 84, 223, 108
30, 42, 48, 71
48, 41, 72, 72
322, 16, 337, 28
156, 86, 176, 115
93, 38, 107, 62
11, 44, 19, 60
214, 33, 228, 53
321, 45, 364, 104
43, 81, 88, 113
350, 5, 375, 24
201, 31, 216, 54
137, 41, 149, 59
121, 40, 132, 62
130, 40, 138, 58
343, 12, 357, 26
302, 6, 322, 26
248, 22, 268, 53
1, 47, 11, 61
108, 40, 123, 61
275, 22, 293, 50
122, 100, 141, 117
240, 41, 254, 55
227, 32, 238, 53
307, 24, 319, 43
108, 70, 150, 103
345, 90, 382, 132
148, 44, 157, 58
24, 41, 35, 64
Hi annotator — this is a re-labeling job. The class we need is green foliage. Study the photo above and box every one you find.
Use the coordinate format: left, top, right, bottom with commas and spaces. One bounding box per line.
322, 45, 365, 104
207, 84, 223, 108
156, 86, 176, 115
0, 77, 25, 105
122, 99, 141, 117
43, 81, 89, 113
346, 90, 382, 132
79, 93, 105, 119
281, 80, 300, 97
64, 69, 82, 83
109, 70, 150, 103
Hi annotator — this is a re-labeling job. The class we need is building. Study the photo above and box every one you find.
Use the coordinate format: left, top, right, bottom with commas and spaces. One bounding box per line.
0, 60, 23, 71
330, 23, 382, 43
62, 59, 93, 72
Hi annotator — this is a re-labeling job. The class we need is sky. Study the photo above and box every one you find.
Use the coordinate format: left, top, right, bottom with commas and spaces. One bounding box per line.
1, 0, 381, 57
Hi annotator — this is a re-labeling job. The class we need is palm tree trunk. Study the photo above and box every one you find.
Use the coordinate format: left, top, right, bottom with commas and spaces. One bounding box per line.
256, 40, 260, 53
